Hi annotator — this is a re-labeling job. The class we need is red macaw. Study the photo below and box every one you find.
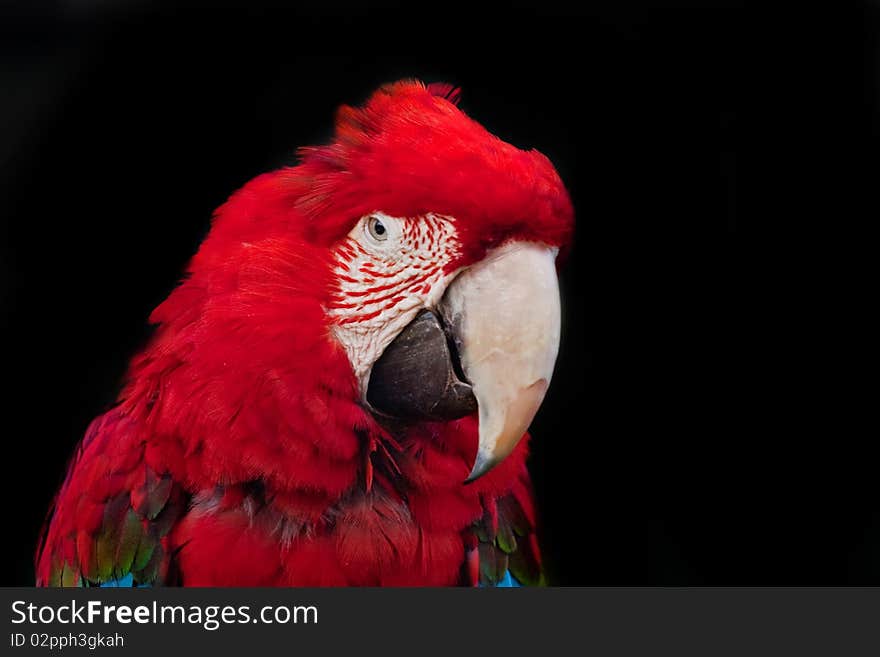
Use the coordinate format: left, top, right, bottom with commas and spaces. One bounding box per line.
35, 80, 574, 587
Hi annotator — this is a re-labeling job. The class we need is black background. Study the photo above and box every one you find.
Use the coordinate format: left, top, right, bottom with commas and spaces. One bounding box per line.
0, 1, 867, 586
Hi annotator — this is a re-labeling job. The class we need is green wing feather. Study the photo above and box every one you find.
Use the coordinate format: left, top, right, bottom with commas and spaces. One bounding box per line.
471, 475, 546, 587
36, 411, 186, 587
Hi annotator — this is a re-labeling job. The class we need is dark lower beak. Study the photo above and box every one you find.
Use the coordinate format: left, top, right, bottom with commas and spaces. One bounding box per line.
366, 309, 477, 422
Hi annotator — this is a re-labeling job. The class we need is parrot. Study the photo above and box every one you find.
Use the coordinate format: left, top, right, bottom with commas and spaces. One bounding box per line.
35, 80, 574, 587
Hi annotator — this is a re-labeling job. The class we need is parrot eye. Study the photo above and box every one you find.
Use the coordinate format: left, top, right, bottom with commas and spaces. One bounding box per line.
366, 215, 389, 242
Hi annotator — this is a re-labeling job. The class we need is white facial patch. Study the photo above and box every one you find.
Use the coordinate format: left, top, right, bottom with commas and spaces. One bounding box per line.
327, 212, 461, 395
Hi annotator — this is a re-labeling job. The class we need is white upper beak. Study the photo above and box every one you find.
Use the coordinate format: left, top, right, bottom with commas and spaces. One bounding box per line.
439, 241, 561, 481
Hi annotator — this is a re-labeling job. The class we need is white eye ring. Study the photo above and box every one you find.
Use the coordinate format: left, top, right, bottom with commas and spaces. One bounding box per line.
366, 215, 389, 242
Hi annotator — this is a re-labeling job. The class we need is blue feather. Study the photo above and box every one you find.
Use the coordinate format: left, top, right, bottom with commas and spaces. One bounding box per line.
99, 573, 150, 588
479, 569, 522, 587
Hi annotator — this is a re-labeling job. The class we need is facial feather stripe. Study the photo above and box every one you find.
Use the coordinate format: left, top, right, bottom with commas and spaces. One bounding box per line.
327, 212, 461, 390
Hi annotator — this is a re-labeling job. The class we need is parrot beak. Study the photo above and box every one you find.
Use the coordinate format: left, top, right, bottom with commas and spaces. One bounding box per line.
439, 241, 561, 481
365, 241, 561, 482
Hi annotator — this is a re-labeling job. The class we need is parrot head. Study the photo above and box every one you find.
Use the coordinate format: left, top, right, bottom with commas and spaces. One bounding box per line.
137, 80, 573, 488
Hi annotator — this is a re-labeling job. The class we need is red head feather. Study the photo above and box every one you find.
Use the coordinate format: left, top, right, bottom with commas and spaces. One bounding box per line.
189, 80, 573, 267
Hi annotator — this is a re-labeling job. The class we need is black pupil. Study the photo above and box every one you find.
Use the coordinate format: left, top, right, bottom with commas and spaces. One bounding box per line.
373, 220, 386, 235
